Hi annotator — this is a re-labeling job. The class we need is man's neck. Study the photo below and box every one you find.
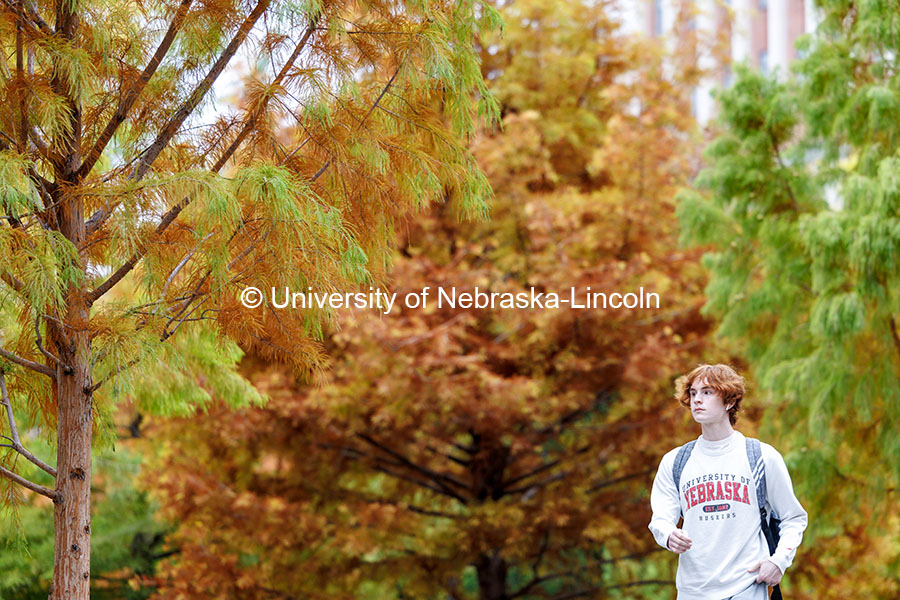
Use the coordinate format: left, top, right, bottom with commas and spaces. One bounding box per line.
700, 421, 735, 442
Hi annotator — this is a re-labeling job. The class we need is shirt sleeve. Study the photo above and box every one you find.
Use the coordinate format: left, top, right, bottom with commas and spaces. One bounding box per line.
762, 444, 808, 574
648, 449, 681, 551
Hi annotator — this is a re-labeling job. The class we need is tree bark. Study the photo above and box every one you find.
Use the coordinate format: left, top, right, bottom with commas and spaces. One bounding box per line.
50, 324, 93, 600
49, 141, 91, 600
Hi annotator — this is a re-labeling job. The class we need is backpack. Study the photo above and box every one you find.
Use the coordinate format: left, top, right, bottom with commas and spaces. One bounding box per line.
673, 437, 783, 600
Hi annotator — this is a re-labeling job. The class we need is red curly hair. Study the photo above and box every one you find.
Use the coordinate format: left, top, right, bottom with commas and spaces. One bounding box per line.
675, 364, 746, 425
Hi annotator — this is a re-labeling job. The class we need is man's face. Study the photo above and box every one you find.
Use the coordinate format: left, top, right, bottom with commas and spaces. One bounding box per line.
689, 377, 733, 425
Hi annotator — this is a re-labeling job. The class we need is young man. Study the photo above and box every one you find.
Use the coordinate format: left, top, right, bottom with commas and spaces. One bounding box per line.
648, 364, 808, 600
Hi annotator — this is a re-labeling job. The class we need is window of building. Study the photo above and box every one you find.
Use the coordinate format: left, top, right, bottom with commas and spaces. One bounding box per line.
653, 0, 663, 37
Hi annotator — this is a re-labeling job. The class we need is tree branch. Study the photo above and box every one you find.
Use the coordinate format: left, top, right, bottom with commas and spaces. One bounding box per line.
889, 315, 900, 370
28, 125, 53, 164
502, 458, 562, 489
504, 471, 570, 495
513, 443, 592, 482
86, 356, 141, 394
88, 294, 217, 394
310, 61, 404, 182
0, 346, 56, 378
0, 462, 58, 499
210, 18, 320, 173
356, 433, 470, 497
86, 208, 182, 304
77, 0, 195, 182
767, 127, 800, 213
90, 30, 404, 311
451, 440, 477, 454
317, 442, 469, 512
424, 443, 470, 467
161, 232, 214, 300
84, 0, 272, 236
511, 571, 574, 599
1, 271, 25, 293
372, 464, 467, 504
508, 529, 552, 599
0, 374, 57, 478
86, 0, 316, 304
134, 0, 272, 181
337, 437, 469, 504
16, 0, 26, 151
34, 318, 71, 374
160, 295, 212, 341
586, 468, 654, 493
534, 407, 587, 436
331, 443, 469, 512
513, 549, 667, 599
0, 0, 51, 36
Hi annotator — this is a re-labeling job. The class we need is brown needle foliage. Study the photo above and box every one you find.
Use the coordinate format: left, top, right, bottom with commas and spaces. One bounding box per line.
142, 1, 730, 598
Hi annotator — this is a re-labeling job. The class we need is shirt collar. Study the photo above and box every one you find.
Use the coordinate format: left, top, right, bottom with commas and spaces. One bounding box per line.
695, 429, 743, 456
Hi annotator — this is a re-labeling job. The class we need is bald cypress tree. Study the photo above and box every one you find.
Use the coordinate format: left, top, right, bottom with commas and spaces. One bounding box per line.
0, 0, 499, 597
677, 4, 900, 591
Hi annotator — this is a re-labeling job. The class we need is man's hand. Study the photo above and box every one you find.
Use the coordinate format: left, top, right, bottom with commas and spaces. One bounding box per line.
747, 559, 783, 585
666, 529, 692, 554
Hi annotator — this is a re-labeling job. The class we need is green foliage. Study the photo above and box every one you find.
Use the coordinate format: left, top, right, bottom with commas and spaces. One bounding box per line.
0, 152, 41, 220
102, 326, 265, 420
0, 445, 166, 600
680, 6, 900, 595
682, 54, 900, 484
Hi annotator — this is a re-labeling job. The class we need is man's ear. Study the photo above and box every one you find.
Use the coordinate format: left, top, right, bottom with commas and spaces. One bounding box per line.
726, 402, 735, 411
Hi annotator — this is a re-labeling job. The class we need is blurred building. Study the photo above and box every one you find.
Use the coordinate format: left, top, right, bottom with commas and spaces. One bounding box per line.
618, 0, 821, 122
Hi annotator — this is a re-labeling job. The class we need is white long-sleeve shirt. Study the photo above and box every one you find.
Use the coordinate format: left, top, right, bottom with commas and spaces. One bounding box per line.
648, 430, 808, 599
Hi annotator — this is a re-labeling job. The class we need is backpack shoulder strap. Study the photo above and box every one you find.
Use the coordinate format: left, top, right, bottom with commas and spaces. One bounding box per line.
748, 436, 782, 600
746, 437, 767, 512
672, 440, 697, 497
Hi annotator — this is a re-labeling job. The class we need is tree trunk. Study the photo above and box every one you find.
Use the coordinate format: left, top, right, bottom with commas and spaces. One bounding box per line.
475, 551, 508, 600
49, 153, 91, 598
50, 327, 93, 600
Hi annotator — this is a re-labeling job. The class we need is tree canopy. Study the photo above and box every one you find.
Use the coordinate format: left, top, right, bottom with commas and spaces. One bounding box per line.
1, 0, 499, 595
139, 1, 729, 598
677, 1, 900, 594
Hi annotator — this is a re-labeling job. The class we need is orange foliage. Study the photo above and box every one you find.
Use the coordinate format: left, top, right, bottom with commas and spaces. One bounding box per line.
141, 2, 730, 597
